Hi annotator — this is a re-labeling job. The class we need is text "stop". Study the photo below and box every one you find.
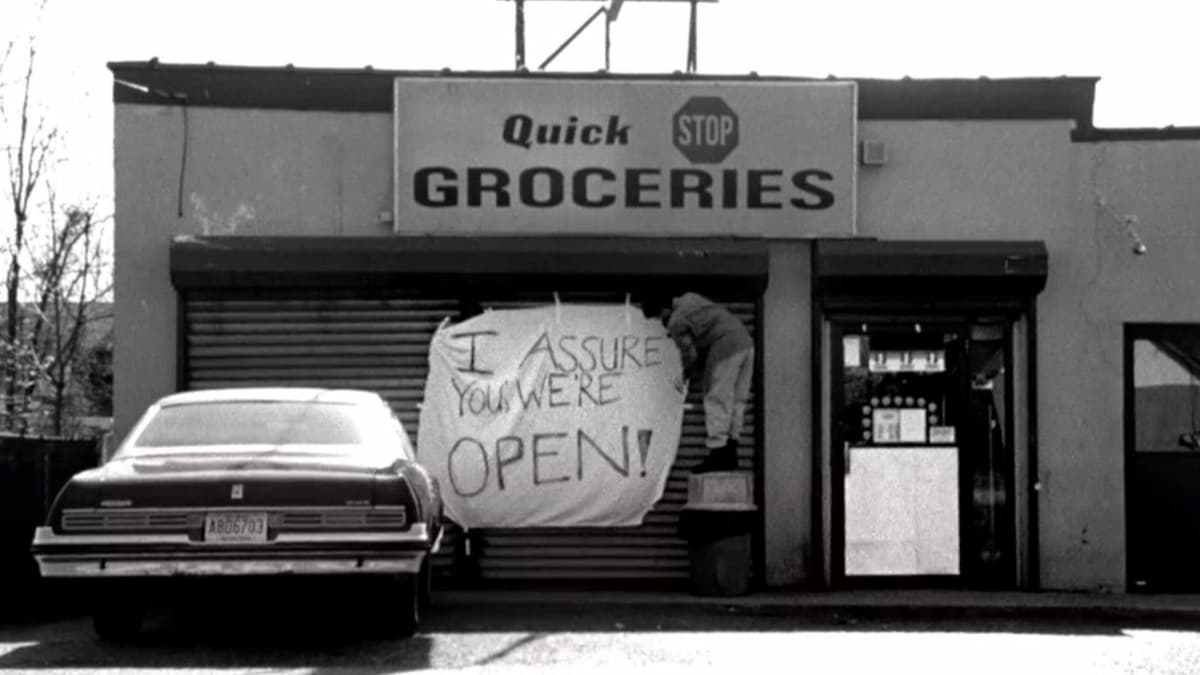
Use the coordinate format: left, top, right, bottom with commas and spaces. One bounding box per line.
672, 97, 739, 164
676, 113, 735, 148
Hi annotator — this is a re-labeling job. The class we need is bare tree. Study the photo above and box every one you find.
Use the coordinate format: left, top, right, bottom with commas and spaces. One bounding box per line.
3, 40, 59, 429
18, 192, 112, 435
2, 3, 111, 436
1, 39, 12, 79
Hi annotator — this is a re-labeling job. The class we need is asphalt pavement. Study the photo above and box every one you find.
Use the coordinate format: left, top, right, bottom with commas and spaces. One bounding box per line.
4, 590, 1200, 674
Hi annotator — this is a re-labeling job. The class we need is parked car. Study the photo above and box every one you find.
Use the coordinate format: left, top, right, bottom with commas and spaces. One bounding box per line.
31, 387, 443, 641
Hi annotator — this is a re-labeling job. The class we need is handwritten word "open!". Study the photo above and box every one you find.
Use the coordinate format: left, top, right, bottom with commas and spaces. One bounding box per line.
446, 426, 654, 498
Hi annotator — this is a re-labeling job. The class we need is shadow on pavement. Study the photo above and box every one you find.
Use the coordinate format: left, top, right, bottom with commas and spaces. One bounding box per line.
3, 596, 1199, 671
0, 590, 436, 673
0, 573, 89, 627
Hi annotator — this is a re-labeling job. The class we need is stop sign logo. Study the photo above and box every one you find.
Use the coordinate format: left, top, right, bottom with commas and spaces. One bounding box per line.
672, 97, 739, 164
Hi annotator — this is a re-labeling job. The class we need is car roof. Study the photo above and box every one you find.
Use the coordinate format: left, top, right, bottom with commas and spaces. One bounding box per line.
155, 387, 388, 407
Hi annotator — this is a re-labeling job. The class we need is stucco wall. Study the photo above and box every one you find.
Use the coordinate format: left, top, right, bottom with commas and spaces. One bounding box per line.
858, 120, 1200, 590
762, 242, 813, 585
113, 105, 394, 439
1051, 140, 1200, 590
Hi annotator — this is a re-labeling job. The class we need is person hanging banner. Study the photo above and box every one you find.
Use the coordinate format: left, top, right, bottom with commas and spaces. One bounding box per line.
417, 303, 686, 529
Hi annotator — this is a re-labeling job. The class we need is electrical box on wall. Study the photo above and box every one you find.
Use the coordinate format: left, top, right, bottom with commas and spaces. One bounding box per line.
860, 140, 888, 166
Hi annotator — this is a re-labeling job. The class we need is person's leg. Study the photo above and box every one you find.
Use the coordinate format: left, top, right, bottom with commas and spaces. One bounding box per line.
702, 355, 738, 449
729, 348, 755, 444
697, 352, 742, 472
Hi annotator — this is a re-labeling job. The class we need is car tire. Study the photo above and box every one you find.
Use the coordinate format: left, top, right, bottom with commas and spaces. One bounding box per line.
418, 557, 433, 613
394, 573, 421, 638
93, 599, 145, 642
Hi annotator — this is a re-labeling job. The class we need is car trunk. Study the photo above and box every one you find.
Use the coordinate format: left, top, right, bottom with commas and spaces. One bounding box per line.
96, 450, 390, 508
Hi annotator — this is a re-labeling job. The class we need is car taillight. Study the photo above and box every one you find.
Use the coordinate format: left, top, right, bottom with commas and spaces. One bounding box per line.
372, 474, 418, 518
48, 478, 99, 531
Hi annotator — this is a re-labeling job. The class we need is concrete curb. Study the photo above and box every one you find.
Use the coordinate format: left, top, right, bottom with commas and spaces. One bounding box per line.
721, 603, 1200, 625
432, 590, 1200, 624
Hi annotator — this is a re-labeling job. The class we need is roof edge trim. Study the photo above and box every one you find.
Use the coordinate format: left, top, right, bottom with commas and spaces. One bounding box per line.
109, 62, 1098, 128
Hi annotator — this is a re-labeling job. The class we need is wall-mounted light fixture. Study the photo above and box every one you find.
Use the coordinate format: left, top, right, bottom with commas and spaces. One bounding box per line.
1093, 190, 1148, 255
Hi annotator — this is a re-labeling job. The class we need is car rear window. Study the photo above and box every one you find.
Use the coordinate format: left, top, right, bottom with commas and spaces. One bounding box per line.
132, 401, 386, 447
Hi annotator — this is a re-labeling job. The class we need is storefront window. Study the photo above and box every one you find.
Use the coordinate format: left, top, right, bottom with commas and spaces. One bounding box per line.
1131, 330, 1200, 453
836, 320, 1014, 585
839, 326, 964, 577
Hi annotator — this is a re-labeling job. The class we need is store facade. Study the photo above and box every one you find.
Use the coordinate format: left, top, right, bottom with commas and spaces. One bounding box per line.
110, 63, 1200, 592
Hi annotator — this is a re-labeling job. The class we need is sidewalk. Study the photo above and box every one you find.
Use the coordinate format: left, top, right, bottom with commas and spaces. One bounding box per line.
434, 588, 1200, 623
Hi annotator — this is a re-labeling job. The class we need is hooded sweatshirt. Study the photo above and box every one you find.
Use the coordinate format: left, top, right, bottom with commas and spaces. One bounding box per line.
666, 292, 753, 371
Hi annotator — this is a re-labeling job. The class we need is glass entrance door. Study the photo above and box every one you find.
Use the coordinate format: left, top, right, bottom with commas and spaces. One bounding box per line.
832, 320, 1015, 587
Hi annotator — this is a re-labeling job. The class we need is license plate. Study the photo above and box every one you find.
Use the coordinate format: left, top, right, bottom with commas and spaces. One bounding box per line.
204, 512, 268, 543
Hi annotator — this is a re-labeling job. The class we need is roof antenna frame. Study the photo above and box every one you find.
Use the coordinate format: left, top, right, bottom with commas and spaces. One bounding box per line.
507, 0, 713, 73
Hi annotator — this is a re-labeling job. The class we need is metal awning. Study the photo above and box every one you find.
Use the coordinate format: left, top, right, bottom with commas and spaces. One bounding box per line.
169, 235, 769, 295
813, 239, 1048, 297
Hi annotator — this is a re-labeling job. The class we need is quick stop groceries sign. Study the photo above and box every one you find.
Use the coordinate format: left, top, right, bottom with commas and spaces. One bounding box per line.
394, 78, 856, 237
417, 304, 685, 528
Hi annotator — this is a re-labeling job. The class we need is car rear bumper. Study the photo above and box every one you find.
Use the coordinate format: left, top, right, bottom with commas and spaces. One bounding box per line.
35, 556, 428, 577
32, 524, 439, 578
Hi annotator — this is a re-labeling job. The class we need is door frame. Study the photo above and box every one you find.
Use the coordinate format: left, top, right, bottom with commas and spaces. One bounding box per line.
814, 301, 1036, 590
1123, 322, 1200, 592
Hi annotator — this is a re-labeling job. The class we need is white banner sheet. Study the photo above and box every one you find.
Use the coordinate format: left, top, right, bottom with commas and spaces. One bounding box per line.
417, 304, 686, 528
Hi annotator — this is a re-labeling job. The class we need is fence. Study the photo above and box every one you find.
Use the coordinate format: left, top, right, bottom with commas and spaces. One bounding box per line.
0, 436, 100, 620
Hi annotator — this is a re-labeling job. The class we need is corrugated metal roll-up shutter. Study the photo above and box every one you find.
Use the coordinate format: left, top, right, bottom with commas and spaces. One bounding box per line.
182, 289, 466, 578
183, 289, 760, 587
185, 290, 456, 427
467, 292, 760, 585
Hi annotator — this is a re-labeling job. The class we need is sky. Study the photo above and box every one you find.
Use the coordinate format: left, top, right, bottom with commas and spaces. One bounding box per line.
4, 0, 1200, 210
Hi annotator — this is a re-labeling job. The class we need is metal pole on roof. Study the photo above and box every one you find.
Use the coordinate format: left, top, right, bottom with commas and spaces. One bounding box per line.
605, 0, 624, 72
515, 0, 527, 69
538, 5, 608, 70
686, 0, 698, 73
604, 11, 611, 71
